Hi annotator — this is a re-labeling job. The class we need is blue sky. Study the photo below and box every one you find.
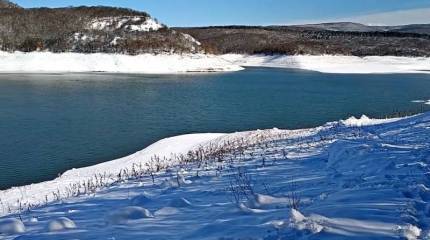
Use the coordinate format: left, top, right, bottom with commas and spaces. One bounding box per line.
13, 0, 430, 26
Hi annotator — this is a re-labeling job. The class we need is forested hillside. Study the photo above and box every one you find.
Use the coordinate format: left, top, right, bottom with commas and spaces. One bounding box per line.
0, 3, 202, 54
178, 25, 430, 56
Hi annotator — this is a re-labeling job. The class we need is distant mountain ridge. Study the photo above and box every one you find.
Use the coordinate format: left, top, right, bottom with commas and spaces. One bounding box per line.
178, 24, 430, 57
293, 22, 430, 35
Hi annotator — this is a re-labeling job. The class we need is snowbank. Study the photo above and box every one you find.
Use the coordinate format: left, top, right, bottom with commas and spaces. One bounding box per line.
222, 54, 430, 74
0, 52, 243, 74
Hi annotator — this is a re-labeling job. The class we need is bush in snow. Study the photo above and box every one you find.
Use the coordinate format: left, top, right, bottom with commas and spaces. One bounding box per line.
226, 167, 256, 205
287, 177, 302, 210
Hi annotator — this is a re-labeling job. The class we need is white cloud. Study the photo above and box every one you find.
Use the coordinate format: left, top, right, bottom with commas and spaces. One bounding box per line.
346, 8, 430, 26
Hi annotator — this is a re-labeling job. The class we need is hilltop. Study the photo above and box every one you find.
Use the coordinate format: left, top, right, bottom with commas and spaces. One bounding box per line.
0, 0, 20, 9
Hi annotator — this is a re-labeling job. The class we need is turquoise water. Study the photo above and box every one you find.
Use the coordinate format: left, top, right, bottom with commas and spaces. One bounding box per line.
0, 68, 429, 189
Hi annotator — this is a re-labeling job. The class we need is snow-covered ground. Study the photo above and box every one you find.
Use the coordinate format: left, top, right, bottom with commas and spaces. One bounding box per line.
222, 54, 430, 74
1, 112, 430, 239
1, 52, 429, 74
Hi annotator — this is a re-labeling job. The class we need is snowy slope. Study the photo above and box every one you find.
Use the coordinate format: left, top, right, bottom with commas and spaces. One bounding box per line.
1, 112, 430, 239
222, 54, 430, 74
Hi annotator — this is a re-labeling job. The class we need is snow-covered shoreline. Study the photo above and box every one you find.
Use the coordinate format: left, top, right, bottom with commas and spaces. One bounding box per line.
0, 52, 429, 74
0, 133, 225, 216
0, 52, 243, 74
2, 112, 430, 239
222, 54, 430, 74
0, 115, 404, 217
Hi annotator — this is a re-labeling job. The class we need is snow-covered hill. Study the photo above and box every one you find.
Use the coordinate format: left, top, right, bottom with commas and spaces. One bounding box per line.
0, 6, 202, 54
1, 112, 430, 239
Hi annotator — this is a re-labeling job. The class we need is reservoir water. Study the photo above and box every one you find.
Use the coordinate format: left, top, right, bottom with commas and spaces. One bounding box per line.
1, 68, 429, 189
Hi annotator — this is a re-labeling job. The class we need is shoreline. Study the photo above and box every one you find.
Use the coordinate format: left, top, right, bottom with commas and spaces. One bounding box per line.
0, 52, 429, 74
0, 114, 406, 217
